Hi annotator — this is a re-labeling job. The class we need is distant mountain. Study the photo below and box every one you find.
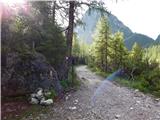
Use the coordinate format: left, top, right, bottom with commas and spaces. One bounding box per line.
75, 10, 133, 44
125, 33, 154, 50
75, 9, 155, 49
156, 34, 160, 43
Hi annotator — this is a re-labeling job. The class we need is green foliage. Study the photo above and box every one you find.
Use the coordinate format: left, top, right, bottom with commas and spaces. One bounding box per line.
87, 16, 160, 97
90, 16, 111, 71
88, 66, 110, 77
144, 45, 160, 64
72, 33, 81, 57
45, 89, 57, 99
116, 45, 160, 97
36, 24, 67, 69
110, 32, 128, 70
72, 33, 89, 65
88, 16, 128, 72
60, 67, 80, 90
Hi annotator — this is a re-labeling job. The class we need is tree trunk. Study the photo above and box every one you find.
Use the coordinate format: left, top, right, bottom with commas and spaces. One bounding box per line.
52, 1, 56, 24
67, 1, 75, 57
59, 1, 75, 80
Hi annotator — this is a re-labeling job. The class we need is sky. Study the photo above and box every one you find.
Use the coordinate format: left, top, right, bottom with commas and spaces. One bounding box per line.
105, 0, 160, 39
0, 0, 159, 39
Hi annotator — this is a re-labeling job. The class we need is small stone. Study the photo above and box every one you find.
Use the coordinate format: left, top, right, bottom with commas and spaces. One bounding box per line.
30, 98, 39, 104
75, 99, 78, 103
69, 106, 77, 110
155, 98, 160, 102
40, 99, 53, 105
66, 96, 69, 100
115, 114, 121, 118
130, 107, 133, 110
67, 116, 71, 120
37, 88, 43, 96
136, 101, 141, 104
135, 89, 139, 92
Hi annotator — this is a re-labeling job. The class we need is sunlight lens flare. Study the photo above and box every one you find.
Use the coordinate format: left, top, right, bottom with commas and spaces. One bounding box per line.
1, 0, 25, 6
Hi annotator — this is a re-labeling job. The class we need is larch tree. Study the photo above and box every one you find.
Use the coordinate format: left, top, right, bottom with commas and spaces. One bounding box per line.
111, 31, 128, 70
92, 16, 111, 71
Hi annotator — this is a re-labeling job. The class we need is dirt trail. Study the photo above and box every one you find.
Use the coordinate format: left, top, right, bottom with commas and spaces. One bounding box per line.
22, 65, 160, 120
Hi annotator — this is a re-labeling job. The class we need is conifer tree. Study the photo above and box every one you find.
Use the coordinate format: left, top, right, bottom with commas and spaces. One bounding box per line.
110, 31, 128, 70
92, 16, 111, 71
131, 42, 143, 65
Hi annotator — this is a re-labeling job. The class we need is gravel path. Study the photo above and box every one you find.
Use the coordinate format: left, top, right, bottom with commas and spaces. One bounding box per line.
22, 65, 160, 120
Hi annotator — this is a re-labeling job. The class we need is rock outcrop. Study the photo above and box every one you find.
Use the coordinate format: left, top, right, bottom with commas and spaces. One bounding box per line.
1, 52, 63, 97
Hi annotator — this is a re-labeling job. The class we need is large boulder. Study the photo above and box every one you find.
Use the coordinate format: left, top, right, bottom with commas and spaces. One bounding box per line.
1, 52, 63, 97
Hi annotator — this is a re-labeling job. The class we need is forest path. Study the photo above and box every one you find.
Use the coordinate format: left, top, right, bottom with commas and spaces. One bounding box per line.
22, 65, 160, 120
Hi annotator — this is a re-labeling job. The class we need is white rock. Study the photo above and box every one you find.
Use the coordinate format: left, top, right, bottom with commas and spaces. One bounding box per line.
136, 101, 141, 104
69, 106, 77, 110
130, 107, 133, 110
36, 89, 44, 100
75, 99, 78, 103
115, 114, 121, 118
65, 96, 69, 100
40, 99, 53, 105
30, 98, 39, 104
135, 89, 139, 92
155, 98, 160, 102
37, 89, 43, 96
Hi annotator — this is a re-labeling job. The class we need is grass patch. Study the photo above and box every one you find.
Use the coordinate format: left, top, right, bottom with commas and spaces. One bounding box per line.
16, 105, 50, 120
60, 66, 80, 91
88, 66, 111, 78
115, 77, 160, 98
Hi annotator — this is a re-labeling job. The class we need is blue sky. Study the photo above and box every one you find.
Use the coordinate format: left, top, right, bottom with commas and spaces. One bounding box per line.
105, 0, 160, 39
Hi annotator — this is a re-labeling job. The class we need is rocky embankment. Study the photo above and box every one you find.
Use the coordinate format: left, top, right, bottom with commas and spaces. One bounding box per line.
1, 52, 62, 97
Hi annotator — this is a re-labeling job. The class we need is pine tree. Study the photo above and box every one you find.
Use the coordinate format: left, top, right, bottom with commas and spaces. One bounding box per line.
131, 42, 143, 65
110, 31, 128, 70
92, 16, 111, 71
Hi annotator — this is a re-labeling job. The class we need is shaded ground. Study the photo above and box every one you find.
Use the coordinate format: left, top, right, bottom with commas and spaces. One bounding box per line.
19, 65, 160, 120
1, 99, 31, 120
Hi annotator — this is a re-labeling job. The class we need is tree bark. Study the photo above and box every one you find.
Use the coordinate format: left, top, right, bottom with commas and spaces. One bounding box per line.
59, 1, 75, 80
52, 1, 56, 24
66, 1, 75, 58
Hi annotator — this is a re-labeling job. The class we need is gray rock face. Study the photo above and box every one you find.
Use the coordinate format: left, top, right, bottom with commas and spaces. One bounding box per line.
1, 52, 62, 97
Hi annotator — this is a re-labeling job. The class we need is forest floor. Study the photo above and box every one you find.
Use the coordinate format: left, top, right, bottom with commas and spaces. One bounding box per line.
21, 65, 160, 120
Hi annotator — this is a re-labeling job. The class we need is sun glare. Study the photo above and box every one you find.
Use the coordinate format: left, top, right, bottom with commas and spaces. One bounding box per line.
1, 0, 25, 6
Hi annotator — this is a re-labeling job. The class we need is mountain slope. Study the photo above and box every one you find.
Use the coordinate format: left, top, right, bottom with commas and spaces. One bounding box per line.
156, 34, 160, 43
125, 33, 154, 50
75, 10, 155, 49
75, 10, 132, 44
